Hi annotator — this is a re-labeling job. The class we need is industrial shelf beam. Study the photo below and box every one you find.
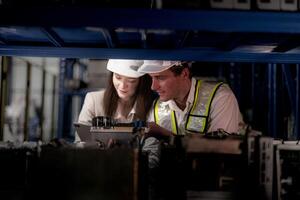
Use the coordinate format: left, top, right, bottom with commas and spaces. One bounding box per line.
100, 28, 116, 48
3, 46, 300, 63
40, 27, 65, 47
0, 35, 6, 45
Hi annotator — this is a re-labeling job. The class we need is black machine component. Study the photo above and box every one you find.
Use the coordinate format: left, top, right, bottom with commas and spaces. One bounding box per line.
91, 116, 146, 130
152, 134, 245, 200
28, 146, 148, 200
2, 131, 300, 200
74, 116, 147, 149
0, 142, 38, 200
154, 132, 276, 200
89, 116, 146, 149
0, 141, 148, 200
275, 142, 300, 200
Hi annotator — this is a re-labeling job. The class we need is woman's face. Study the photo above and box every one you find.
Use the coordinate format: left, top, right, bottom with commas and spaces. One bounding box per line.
113, 73, 140, 101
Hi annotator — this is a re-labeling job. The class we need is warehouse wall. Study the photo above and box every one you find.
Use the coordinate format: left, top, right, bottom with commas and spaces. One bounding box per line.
3, 57, 60, 142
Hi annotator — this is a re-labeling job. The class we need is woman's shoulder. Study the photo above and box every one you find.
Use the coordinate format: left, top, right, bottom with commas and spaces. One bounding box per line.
85, 89, 106, 99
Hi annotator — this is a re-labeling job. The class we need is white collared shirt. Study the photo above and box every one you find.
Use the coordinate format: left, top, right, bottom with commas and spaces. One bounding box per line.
76, 90, 137, 142
78, 90, 137, 125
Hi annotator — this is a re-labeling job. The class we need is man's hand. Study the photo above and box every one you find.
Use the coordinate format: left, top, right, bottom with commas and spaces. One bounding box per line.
146, 122, 173, 138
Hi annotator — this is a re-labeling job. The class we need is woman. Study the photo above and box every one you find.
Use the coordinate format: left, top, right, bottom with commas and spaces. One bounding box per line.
75, 59, 155, 142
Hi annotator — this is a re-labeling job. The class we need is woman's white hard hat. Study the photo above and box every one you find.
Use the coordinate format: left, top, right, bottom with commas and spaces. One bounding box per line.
107, 59, 145, 78
138, 60, 182, 73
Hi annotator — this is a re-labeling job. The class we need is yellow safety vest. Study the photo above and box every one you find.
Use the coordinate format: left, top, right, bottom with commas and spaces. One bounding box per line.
154, 80, 223, 135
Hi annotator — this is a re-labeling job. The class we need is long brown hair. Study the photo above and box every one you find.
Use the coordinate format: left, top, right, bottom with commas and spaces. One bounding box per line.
103, 72, 155, 121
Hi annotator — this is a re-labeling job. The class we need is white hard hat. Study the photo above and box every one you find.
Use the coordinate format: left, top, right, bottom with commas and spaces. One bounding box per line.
107, 59, 145, 78
138, 60, 182, 73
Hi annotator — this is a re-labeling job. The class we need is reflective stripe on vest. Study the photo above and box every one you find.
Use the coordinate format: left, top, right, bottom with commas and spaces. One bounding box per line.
186, 80, 223, 133
154, 99, 178, 134
154, 80, 223, 135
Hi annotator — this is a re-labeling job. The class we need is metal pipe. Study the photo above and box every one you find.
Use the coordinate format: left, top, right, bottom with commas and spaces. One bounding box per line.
40, 67, 46, 140
281, 64, 296, 114
51, 75, 57, 139
282, 64, 296, 139
57, 59, 66, 139
268, 63, 277, 138
0, 56, 9, 141
296, 64, 300, 140
24, 62, 31, 141
251, 63, 255, 124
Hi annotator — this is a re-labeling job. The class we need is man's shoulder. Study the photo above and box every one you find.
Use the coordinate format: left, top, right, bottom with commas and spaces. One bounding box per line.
197, 79, 231, 93
216, 83, 233, 95
193, 80, 235, 104
212, 83, 237, 105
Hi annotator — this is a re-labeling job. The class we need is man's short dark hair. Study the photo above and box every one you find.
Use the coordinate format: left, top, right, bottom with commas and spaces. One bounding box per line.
169, 62, 192, 78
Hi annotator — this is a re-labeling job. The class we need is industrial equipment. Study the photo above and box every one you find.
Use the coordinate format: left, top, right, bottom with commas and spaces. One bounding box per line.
75, 116, 146, 148
1, 127, 300, 200
0, 116, 148, 200
275, 141, 300, 200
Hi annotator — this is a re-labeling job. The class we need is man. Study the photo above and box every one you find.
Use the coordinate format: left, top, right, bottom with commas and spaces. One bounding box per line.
140, 60, 245, 200
139, 60, 244, 137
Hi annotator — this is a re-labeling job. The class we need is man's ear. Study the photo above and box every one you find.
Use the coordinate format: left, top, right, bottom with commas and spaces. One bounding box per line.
181, 67, 190, 79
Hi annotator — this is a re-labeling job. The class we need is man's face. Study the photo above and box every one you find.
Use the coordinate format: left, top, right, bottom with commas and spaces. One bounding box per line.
149, 69, 184, 101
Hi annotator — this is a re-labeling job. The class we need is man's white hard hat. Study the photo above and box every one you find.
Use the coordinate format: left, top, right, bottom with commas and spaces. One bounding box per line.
107, 59, 145, 78
138, 60, 182, 73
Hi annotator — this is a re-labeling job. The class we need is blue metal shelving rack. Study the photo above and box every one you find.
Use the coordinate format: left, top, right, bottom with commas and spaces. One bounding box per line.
0, 8, 300, 61
1, 5, 300, 139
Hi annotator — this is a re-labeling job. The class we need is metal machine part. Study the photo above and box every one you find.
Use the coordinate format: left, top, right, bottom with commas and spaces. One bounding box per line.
157, 132, 277, 200
29, 147, 148, 200
275, 141, 300, 200
0, 140, 148, 200
84, 116, 147, 149
3, 129, 300, 200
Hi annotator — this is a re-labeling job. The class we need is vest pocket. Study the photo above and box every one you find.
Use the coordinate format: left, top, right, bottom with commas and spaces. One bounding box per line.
186, 115, 207, 133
